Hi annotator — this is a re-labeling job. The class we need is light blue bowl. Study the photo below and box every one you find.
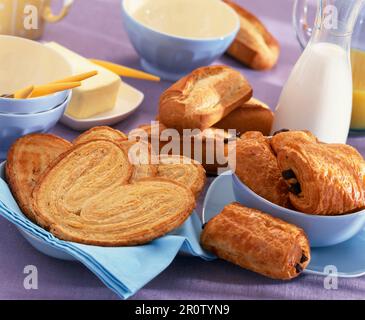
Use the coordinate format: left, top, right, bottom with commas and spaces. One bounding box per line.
232, 173, 365, 247
121, 0, 240, 81
0, 92, 72, 160
0, 90, 71, 114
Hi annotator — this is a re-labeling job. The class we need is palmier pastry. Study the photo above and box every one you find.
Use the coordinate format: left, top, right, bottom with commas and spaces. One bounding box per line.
6, 134, 72, 222
73, 126, 128, 145
74, 126, 157, 182
32, 140, 195, 246
157, 155, 206, 197
271, 131, 365, 215
234, 131, 290, 207
159, 65, 252, 131
201, 203, 310, 280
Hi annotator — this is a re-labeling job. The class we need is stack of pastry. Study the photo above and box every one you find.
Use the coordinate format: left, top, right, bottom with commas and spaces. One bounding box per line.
234, 130, 365, 215
6, 126, 206, 246
139, 65, 274, 174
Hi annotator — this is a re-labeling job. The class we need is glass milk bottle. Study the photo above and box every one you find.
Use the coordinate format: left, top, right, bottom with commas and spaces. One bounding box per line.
272, 0, 364, 143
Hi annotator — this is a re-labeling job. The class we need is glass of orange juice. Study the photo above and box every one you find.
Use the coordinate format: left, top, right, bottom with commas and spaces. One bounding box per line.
350, 10, 365, 132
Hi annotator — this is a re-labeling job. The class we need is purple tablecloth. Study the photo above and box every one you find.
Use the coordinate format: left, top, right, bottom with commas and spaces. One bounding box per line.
1, 0, 365, 300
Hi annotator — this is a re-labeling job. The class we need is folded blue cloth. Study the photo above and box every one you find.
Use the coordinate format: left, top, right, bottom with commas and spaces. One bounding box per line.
0, 177, 214, 299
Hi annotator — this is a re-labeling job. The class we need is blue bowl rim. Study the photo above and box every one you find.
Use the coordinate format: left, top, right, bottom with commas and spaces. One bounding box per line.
232, 172, 365, 221
0, 91, 72, 117
121, 0, 240, 42
0, 89, 69, 103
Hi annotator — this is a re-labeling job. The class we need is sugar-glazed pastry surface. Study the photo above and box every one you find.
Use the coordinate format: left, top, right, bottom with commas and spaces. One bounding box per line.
158, 155, 206, 197
201, 203, 310, 280
234, 131, 290, 208
6, 134, 72, 223
271, 131, 365, 215
159, 65, 252, 131
73, 126, 128, 145
74, 126, 157, 182
32, 140, 195, 246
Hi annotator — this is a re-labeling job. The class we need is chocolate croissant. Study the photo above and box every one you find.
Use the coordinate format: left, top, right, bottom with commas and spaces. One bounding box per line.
6, 134, 72, 223
201, 203, 310, 280
234, 131, 290, 208
271, 131, 365, 215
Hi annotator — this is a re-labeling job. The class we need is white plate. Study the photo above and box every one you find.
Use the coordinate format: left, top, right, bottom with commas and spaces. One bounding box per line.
60, 82, 144, 131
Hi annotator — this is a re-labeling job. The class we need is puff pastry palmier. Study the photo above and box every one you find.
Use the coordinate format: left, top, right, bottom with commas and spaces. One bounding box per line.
158, 155, 206, 197
74, 126, 157, 182
271, 131, 365, 215
6, 134, 72, 222
73, 126, 128, 145
234, 131, 290, 207
32, 140, 195, 246
201, 203, 310, 280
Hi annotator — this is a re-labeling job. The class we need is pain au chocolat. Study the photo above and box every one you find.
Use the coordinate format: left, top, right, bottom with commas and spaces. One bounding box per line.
234, 131, 290, 208
271, 131, 365, 215
32, 140, 195, 246
201, 203, 310, 280
6, 134, 72, 223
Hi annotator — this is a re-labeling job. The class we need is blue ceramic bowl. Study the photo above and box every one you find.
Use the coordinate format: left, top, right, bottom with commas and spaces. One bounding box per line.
121, 0, 240, 81
232, 173, 365, 247
0, 92, 72, 160
0, 90, 71, 114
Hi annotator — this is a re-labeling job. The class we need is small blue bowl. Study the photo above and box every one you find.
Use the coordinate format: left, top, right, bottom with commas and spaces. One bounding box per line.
0, 92, 72, 160
0, 90, 71, 115
121, 0, 240, 81
232, 173, 365, 247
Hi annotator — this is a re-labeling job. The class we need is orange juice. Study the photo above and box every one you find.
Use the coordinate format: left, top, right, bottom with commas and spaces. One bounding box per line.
350, 49, 365, 130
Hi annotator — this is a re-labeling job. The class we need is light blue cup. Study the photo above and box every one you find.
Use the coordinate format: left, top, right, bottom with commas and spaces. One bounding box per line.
0, 90, 70, 114
121, 0, 240, 81
232, 173, 365, 247
0, 92, 72, 160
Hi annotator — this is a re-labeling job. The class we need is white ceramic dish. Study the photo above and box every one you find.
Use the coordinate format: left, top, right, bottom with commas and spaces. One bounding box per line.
60, 82, 144, 131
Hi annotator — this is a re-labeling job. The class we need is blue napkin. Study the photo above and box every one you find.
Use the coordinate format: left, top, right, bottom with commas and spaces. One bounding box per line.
0, 177, 214, 299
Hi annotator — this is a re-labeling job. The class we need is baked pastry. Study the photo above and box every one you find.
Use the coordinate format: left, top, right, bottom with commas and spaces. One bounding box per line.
223, 0, 280, 70
271, 131, 365, 215
215, 97, 273, 136
74, 126, 157, 182
5, 134, 72, 222
234, 132, 290, 207
73, 126, 128, 145
159, 65, 252, 131
32, 140, 195, 246
137, 123, 235, 174
158, 155, 206, 197
201, 203, 310, 280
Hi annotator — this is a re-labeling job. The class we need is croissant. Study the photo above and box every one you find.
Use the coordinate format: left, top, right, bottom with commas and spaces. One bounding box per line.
201, 203, 310, 280
271, 131, 365, 215
32, 140, 195, 246
157, 155, 206, 197
234, 131, 290, 207
6, 134, 72, 222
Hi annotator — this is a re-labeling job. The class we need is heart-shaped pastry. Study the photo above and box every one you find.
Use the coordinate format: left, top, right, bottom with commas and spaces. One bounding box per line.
271, 131, 365, 215
73, 126, 128, 145
32, 140, 195, 246
6, 134, 72, 222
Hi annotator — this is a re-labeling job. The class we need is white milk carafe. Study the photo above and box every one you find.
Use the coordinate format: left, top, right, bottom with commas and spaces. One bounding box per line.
272, 0, 364, 143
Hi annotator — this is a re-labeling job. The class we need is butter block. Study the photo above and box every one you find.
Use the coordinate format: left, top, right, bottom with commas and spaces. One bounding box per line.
45, 42, 121, 119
